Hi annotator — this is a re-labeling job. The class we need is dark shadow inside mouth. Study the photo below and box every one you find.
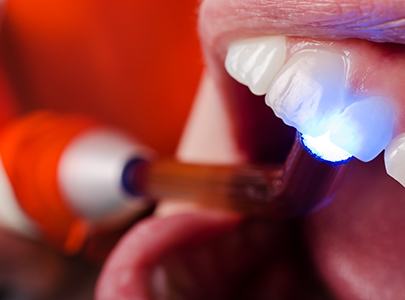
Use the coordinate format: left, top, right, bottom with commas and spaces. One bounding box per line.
222, 77, 296, 165
151, 219, 333, 300
0, 286, 11, 300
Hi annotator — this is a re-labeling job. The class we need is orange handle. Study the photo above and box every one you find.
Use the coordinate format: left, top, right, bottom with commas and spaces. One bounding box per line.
0, 111, 98, 254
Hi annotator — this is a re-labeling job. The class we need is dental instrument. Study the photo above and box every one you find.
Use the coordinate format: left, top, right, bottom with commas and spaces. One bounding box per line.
0, 111, 346, 254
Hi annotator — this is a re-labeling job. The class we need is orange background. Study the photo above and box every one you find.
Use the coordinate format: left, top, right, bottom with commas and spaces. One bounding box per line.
0, 0, 203, 154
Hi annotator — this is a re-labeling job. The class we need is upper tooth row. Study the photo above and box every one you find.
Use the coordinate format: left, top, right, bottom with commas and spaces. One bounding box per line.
225, 36, 395, 163
225, 36, 287, 96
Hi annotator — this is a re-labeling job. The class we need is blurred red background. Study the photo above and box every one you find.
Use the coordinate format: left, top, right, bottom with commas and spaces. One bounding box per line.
0, 0, 203, 154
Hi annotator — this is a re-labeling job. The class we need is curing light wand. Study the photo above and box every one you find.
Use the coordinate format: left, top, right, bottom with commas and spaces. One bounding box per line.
0, 111, 348, 254
122, 134, 346, 218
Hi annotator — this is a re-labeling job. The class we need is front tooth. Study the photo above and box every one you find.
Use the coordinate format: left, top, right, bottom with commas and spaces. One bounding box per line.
265, 49, 347, 136
329, 98, 395, 162
225, 36, 287, 96
385, 134, 405, 187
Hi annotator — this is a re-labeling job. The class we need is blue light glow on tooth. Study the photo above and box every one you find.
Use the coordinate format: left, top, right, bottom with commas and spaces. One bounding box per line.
266, 49, 347, 136
329, 98, 395, 162
302, 132, 352, 163
226, 39, 395, 164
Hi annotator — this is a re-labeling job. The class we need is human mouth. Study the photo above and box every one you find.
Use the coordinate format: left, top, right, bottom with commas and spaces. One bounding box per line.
217, 11, 405, 300
97, 1, 405, 299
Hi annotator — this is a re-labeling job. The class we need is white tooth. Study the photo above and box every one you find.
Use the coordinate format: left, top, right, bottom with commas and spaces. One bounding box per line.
225, 36, 287, 96
265, 49, 347, 136
329, 98, 394, 162
385, 134, 405, 188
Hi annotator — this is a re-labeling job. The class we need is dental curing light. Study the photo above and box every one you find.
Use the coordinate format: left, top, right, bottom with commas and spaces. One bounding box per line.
0, 111, 346, 254
301, 132, 352, 163
121, 134, 346, 218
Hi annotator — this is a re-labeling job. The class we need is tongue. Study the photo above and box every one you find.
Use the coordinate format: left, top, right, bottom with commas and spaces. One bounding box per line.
95, 211, 240, 300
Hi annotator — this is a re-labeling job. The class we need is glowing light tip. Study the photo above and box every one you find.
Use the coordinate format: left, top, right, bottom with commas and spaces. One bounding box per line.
301, 132, 352, 163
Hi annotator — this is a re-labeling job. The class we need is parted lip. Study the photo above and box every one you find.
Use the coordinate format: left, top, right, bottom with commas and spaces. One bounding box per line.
199, 0, 405, 57
96, 212, 243, 300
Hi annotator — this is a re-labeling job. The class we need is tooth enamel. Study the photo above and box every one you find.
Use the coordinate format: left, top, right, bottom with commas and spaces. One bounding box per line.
329, 98, 394, 162
385, 134, 405, 188
225, 36, 287, 95
265, 49, 347, 136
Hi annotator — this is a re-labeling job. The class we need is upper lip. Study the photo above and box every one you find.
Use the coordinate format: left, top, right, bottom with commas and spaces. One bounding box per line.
199, 0, 405, 57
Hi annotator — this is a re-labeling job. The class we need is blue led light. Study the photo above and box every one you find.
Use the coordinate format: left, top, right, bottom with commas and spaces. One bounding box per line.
301, 132, 353, 163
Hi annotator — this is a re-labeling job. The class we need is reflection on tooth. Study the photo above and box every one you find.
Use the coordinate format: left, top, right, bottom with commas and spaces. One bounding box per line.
329, 98, 394, 162
265, 49, 347, 136
385, 134, 405, 188
302, 132, 352, 163
225, 36, 287, 95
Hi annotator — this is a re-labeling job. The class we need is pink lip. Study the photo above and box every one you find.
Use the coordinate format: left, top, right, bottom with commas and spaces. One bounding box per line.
96, 212, 241, 299
200, 0, 405, 55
